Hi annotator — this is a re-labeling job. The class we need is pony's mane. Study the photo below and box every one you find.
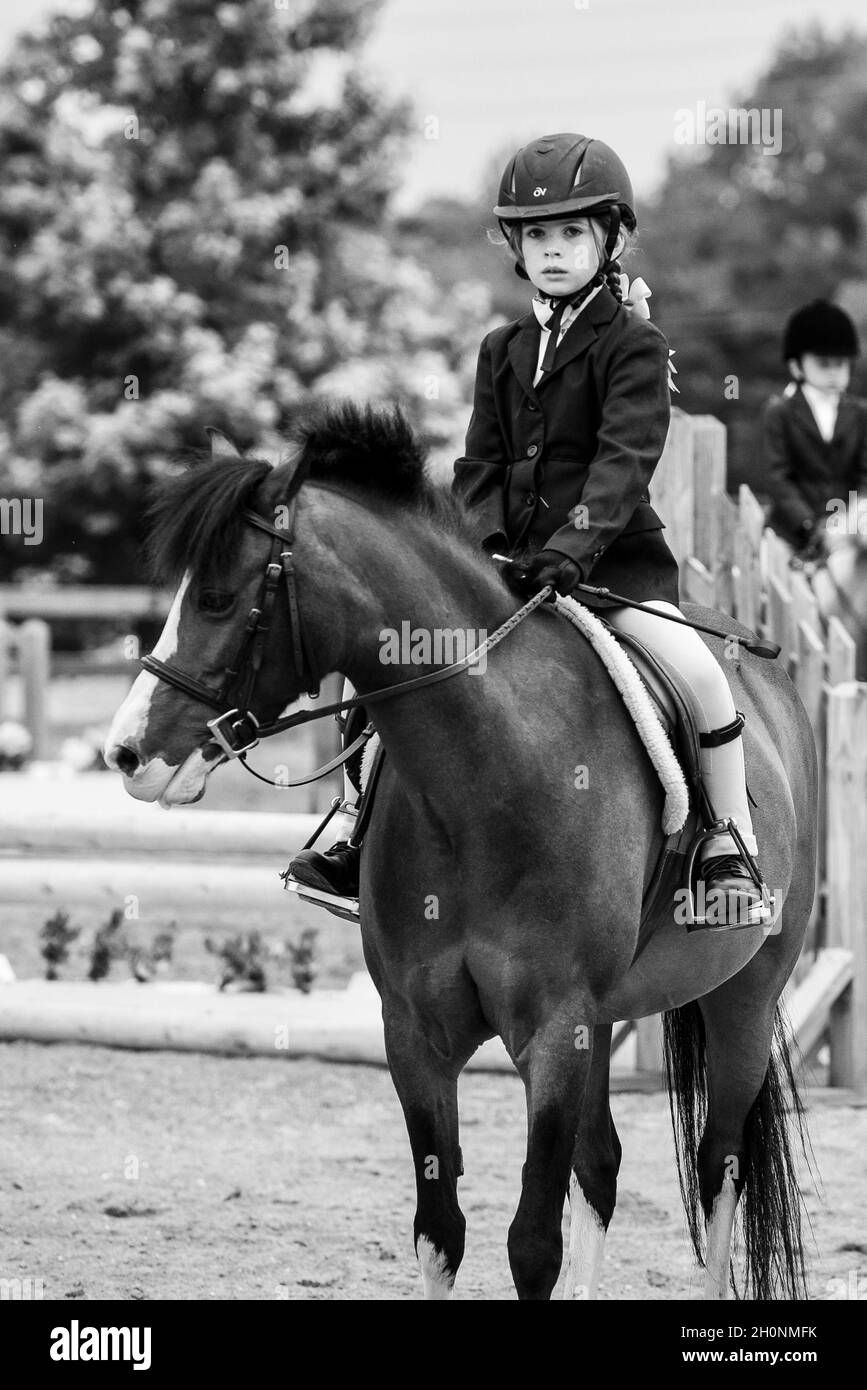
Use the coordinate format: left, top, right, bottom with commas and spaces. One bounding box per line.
146, 400, 468, 585
295, 399, 430, 499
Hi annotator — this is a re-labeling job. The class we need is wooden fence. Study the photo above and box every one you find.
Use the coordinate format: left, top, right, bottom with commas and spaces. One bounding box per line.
625, 409, 866, 1090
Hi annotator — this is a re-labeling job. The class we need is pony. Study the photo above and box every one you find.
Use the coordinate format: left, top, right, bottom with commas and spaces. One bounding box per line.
104, 402, 817, 1300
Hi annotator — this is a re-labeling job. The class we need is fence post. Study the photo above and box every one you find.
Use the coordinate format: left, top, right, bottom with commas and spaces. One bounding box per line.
0, 614, 8, 720
734, 486, 764, 631
826, 682, 867, 1090
653, 410, 694, 566
715, 492, 739, 617
634, 1015, 664, 1077
691, 415, 726, 606
828, 616, 857, 686
308, 671, 343, 812
18, 618, 50, 760
794, 621, 827, 953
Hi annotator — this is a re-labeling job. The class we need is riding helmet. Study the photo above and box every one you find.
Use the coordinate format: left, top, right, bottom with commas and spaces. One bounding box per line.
783, 300, 860, 361
494, 133, 636, 280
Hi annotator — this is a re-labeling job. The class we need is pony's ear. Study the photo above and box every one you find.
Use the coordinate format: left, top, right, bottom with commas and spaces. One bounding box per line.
205, 427, 241, 460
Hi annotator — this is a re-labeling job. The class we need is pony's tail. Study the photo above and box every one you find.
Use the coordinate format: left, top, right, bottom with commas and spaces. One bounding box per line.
662, 1001, 810, 1299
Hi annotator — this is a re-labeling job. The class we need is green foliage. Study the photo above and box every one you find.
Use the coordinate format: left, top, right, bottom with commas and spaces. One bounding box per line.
40, 908, 81, 979
287, 925, 317, 994
0, 0, 490, 584
641, 24, 867, 488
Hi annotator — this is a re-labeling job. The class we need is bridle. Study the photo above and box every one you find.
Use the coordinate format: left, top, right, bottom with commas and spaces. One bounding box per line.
140, 469, 552, 788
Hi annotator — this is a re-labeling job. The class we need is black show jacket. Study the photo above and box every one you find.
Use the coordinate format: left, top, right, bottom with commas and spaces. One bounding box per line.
452, 285, 679, 608
756, 386, 867, 546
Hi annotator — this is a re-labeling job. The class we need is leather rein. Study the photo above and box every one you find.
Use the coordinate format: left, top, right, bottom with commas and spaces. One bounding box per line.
141, 485, 551, 788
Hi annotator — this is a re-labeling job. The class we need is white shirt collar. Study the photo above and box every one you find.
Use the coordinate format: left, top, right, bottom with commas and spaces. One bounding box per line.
531, 281, 602, 331
531, 283, 603, 387
801, 382, 839, 442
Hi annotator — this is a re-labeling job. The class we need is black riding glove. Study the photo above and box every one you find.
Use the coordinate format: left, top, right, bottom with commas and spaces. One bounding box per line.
505, 550, 584, 599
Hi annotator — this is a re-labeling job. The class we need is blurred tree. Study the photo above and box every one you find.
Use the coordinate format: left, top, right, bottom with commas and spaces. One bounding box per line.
0, 0, 493, 585
640, 23, 867, 490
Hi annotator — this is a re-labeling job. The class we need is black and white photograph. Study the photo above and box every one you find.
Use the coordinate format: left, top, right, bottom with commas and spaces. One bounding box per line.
0, 0, 866, 1344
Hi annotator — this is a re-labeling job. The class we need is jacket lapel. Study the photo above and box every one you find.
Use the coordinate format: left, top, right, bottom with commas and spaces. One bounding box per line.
791, 386, 825, 445
534, 284, 619, 387
833, 396, 858, 447
506, 285, 621, 399
506, 314, 543, 402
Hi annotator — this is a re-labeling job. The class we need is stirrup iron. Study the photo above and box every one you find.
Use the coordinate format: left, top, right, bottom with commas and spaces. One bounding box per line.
683, 816, 775, 932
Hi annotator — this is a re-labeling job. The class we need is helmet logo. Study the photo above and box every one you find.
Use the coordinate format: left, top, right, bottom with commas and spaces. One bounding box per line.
533, 186, 547, 197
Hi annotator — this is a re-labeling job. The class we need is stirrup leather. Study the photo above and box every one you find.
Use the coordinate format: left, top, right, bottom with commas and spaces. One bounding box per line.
699, 710, 745, 749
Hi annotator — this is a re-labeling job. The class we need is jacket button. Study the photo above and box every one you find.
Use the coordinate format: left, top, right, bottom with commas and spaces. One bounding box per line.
526, 443, 538, 457
525, 492, 536, 506
527, 401, 539, 412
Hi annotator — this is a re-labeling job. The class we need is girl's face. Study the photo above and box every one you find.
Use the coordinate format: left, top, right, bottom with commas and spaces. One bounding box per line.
790, 353, 852, 396
520, 217, 602, 296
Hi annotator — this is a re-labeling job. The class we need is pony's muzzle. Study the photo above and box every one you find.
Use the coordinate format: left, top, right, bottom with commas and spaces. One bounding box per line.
104, 741, 141, 777
206, 709, 261, 758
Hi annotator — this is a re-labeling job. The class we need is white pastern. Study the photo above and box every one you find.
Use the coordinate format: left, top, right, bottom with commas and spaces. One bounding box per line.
563, 1173, 607, 1300
416, 1235, 455, 1300
705, 1177, 739, 1300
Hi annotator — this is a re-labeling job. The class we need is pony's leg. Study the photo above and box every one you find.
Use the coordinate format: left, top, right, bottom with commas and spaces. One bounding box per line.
697, 992, 776, 1300
383, 1016, 466, 1300
564, 1025, 621, 1300
508, 1014, 593, 1300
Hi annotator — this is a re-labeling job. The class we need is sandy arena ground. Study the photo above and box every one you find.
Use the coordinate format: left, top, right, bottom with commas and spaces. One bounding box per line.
1, 1042, 865, 1301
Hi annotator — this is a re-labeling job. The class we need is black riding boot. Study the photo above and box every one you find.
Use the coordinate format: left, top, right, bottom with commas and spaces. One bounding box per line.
288, 840, 361, 897
698, 854, 767, 928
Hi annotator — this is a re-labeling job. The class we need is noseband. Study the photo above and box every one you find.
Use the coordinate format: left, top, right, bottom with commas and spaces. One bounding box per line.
140, 468, 553, 785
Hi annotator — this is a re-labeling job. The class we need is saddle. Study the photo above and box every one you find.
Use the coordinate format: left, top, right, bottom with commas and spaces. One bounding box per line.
596, 623, 710, 956
289, 624, 771, 945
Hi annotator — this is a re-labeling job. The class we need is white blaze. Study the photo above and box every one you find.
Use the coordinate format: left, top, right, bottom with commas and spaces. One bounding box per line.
104, 574, 219, 804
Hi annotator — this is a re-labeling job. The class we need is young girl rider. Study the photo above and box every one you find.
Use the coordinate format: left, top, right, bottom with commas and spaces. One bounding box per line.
290, 132, 765, 929
759, 299, 867, 557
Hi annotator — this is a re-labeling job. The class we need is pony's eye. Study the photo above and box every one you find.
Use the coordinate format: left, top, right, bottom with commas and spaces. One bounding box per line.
198, 590, 234, 615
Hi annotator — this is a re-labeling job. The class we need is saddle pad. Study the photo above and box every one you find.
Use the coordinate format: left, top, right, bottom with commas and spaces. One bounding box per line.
554, 595, 690, 834
360, 733, 381, 792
